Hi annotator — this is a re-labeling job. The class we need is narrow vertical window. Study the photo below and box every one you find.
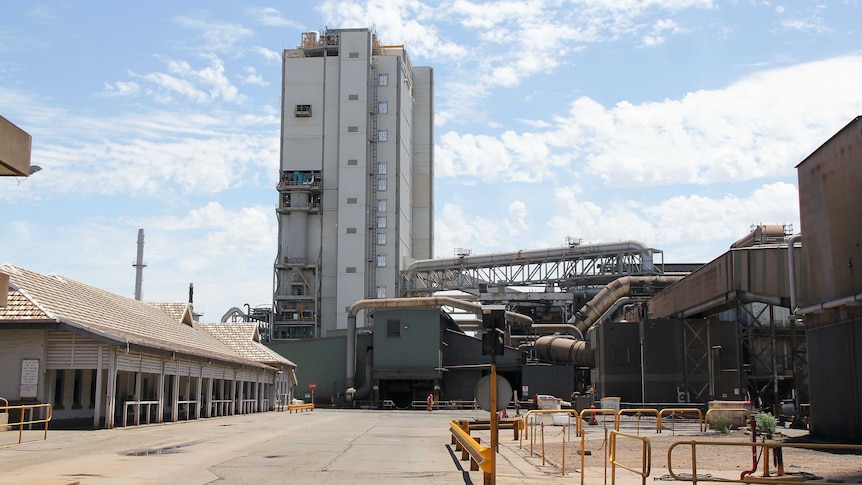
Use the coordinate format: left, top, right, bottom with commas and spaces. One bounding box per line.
377, 287, 386, 299
377, 255, 387, 267
378, 101, 388, 114
377, 217, 387, 229
377, 162, 387, 175
377, 178, 387, 191
377, 232, 387, 245
377, 130, 388, 142
72, 369, 83, 409
378, 73, 389, 86
377, 199, 387, 212
54, 370, 65, 409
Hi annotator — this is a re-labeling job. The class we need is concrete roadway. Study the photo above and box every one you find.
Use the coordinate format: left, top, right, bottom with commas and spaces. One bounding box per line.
0, 408, 582, 485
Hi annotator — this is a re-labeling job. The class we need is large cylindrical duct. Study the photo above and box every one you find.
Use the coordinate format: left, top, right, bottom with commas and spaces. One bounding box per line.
534, 335, 594, 367
570, 275, 683, 336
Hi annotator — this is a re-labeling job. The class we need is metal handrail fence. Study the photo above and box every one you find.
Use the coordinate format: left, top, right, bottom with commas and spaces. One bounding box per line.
617, 408, 661, 434
122, 400, 160, 427
1, 403, 52, 444
210, 399, 233, 416
658, 408, 704, 434
667, 440, 862, 484
177, 399, 199, 420
449, 420, 492, 482
578, 407, 617, 485
609, 430, 651, 485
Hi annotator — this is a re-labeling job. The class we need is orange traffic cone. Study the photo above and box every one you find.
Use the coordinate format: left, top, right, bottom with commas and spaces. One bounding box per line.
589, 404, 598, 425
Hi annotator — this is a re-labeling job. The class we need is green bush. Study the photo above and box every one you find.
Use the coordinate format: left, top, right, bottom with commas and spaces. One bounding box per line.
709, 414, 731, 434
755, 412, 777, 438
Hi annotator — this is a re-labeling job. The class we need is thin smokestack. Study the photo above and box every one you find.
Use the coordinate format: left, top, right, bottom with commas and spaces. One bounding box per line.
189, 283, 194, 304
133, 228, 147, 301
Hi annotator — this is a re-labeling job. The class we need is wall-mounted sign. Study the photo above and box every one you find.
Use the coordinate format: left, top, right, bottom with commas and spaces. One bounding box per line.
20, 359, 39, 399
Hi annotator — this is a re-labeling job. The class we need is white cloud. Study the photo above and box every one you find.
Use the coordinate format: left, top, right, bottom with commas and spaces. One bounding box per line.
173, 15, 253, 53
135, 56, 246, 104
437, 55, 862, 187
505, 200, 529, 236
253, 45, 282, 62
434, 203, 504, 256
102, 80, 140, 97
246, 7, 304, 28
238, 66, 268, 86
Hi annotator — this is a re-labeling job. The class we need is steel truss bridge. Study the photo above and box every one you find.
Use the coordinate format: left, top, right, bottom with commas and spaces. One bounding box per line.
401, 240, 665, 296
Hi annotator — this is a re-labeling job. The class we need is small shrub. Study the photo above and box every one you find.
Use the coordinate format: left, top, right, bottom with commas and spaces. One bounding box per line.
709, 414, 731, 434
755, 412, 777, 438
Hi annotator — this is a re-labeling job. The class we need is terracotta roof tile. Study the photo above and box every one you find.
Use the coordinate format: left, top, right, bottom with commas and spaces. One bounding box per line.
200, 322, 296, 367
0, 289, 50, 320
1, 264, 270, 369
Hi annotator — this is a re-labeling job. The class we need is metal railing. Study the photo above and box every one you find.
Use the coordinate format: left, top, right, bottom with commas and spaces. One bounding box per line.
667, 439, 862, 484
658, 408, 704, 434
122, 400, 160, 427
609, 430, 651, 485
209, 399, 233, 416
288, 403, 314, 413
177, 399, 199, 420
617, 408, 661, 434
1, 403, 53, 444
449, 420, 492, 481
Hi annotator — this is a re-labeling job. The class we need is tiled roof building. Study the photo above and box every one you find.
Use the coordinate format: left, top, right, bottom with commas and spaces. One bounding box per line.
1, 264, 296, 429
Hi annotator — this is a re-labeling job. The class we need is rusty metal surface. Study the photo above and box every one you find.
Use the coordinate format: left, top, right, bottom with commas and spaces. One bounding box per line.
797, 116, 862, 327
648, 246, 801, 319
0, 114, 32, 176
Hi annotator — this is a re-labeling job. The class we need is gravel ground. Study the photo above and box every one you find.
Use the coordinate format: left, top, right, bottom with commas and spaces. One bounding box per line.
519, 419, 862, 483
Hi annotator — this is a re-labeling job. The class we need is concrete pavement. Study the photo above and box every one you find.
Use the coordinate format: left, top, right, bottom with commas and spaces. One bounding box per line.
0, 408, 587, 485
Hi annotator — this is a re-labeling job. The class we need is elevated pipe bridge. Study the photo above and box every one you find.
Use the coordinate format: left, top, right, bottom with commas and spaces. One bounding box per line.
401, 240, 664, 296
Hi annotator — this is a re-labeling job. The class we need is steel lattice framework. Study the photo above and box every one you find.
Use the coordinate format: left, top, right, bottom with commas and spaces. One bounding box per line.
401, 242, 663, 296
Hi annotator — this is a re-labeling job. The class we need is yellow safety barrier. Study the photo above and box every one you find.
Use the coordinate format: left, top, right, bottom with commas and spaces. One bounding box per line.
702, 408, 750, 432
521, 409, 580, 455
609, 430, 651, 485
577, 407, 617, 437
579, 408, 617, 485
459, 418, 522, 441
667, 439, 862, 484
617, 408, 661, 434
449, 420, 493, 480
658, 408, 703, 434
288, 403, 314, 413
2, 403, 52, 444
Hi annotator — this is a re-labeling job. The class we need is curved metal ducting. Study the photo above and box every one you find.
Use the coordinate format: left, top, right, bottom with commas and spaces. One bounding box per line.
345, 297, 532, 388
403, 240, 655, 277
730, 224, 786, 249
351, 348, 374, 401
570, 275, 683, 336
534, 335, 594, 367
220, 307, 247, 322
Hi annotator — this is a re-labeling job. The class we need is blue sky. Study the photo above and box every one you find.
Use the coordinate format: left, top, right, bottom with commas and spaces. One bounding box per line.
3, 1, 862, 320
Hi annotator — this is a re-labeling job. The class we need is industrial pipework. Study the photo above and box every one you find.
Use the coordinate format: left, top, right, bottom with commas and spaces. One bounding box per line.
531, 275, 683, 367
345, 297, 532, 388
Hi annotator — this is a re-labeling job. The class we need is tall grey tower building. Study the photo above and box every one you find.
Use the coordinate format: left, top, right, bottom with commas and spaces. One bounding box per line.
273, 28, 433, 339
